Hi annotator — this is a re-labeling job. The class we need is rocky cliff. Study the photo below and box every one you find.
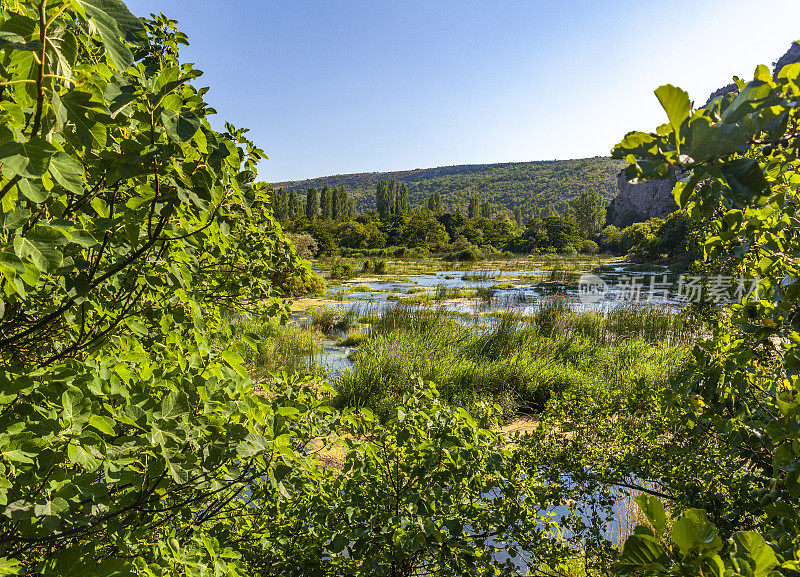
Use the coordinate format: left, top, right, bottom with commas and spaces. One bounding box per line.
607, 42, 800, 227
607, 172, 678, 228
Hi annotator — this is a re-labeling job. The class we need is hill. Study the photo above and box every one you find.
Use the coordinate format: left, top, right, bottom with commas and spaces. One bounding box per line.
274, 157, 625, 220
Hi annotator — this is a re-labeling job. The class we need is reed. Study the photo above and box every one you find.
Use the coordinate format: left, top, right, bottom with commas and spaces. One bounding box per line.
333, 304, 691, 420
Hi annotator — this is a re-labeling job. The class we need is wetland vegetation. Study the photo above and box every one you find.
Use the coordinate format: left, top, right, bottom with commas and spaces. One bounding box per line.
1, 1, 797, 576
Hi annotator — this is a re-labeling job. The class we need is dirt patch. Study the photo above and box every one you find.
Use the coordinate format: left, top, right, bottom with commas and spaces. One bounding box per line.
501, 417, 540, 436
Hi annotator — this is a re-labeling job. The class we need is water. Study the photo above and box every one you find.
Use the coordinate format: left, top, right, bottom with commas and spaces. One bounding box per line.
311, 261, 684, 375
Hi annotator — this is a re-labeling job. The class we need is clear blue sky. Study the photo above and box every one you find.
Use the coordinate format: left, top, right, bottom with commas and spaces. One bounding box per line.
125, 0, 800, 183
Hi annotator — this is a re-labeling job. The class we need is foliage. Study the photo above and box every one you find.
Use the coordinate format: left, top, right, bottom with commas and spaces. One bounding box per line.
610, 48, 800, 575
330, 259, 354, 279
236, 382, 574, 577
277, 157, 625, 222
570, 188, 606, 237
287, 232, 318, 259
0, 2, 321, 574
273, 260, 326, 296
335, 305, 691, 419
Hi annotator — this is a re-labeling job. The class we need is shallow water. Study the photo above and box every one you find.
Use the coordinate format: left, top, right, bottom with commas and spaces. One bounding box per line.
311, 261, 685, 374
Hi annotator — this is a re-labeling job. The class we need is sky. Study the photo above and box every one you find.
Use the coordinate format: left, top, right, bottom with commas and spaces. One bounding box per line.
124, 0, 800, 183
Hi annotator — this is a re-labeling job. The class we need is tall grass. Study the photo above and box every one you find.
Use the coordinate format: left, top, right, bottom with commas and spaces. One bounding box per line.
229, 317, 324, 380
308, 306, 358, 334
529, 296, 698, 346
333, 304, 692, 420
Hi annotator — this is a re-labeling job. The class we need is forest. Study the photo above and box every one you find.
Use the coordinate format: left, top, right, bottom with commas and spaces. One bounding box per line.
275, 156, 625, 222
271, 178, 698, 295
0, 1, 797, 577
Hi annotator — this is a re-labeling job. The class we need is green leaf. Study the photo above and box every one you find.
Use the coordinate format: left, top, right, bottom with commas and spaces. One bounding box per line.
3, 208, 30, 230
75, 0, 146, 71
0, 556, 22, 576
33, 497, 69, 518
60, 91, 109, 148
0, 137, 56, 178
161, 109, 201, 144
330, 533, 349, 554
236, 433, 271, 458
167, 460, 188, 483
49, 152, 85, 194
221, 350, 248, 378
0, 30, 41, 52
615, 533, 669, 576
670, 509, 722, 557
67, 443, 100, 472
17, 178, 50, 202
722, 80, 771, 124
13, 236, 63, 272
160, 391, 188, 420
88, 415, 116, 436
654, 84, 690, 151
44, 26, 78, 81
721, 158, 768, 199
634, 494, 667, 535
731, 531, 778, 577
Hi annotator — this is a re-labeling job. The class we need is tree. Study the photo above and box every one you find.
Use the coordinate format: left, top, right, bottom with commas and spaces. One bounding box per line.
513, 206, 523, 226
289, 189, 303, 220
376, 179, 392, 220
569, 188, 606, 237
611, 58, 800, 576
320, 184, 333, 220
468, 195, 479, 218
0, 5, 317, 574
398, 182, 410, 213
306, 186, 319, 220
271, 187, 289, 222
542, 202, 558, 217
426, 190, 442, 213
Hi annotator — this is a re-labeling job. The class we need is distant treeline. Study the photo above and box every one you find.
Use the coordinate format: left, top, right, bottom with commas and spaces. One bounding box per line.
274, 157, 625, 222
270, 178, 696, 265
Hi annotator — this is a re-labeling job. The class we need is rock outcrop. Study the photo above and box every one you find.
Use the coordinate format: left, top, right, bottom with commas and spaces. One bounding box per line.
608, 42, 800, 227
606, 172, 678, 228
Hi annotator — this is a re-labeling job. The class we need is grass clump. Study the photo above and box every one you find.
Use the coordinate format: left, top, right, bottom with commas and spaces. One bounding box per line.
229, 317, 324, 380
309, 306, 358, 334
333, 305, 691, 420
330, 260, 355, 279
338, 331, 367, 347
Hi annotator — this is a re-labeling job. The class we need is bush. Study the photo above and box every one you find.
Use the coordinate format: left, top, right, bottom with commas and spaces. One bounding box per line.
580, 239, 599, 254
331, 260, 355, 279
444, 246, 482, 261
559, 244, 578, 256
288, 232, 319, 259
373, 260, 387, 274
278, 262, 327, 296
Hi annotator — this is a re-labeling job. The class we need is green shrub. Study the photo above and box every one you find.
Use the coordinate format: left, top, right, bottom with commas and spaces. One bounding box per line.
331, 260, 355, 279
580, 239, 599, 254
445, 247, 482, 261
373, 259, 388, 274
277, 262, 327, 296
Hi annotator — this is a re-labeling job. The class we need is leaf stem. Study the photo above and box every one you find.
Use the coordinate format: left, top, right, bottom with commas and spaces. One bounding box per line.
45, 2, 69, 28
30, 0, 48, 138
43, 73, 75, 85
0, 79, 37, 86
